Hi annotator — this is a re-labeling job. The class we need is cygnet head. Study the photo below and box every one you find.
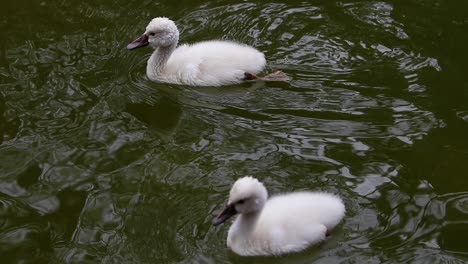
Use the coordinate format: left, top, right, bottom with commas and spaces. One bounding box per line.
127, 17, 179, 50
213, 176, 268, 226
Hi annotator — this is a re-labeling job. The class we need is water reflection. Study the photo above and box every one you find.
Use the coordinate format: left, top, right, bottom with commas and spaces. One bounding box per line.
0, 97, 19, 144
125, 99, 181, 133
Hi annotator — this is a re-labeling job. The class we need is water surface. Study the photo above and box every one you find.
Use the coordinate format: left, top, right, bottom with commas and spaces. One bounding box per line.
1, 0, 468, 263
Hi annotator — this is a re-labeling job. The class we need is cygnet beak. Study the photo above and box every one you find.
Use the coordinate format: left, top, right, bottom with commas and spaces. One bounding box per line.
127, 34, 149, 50
213, 204, 237, 226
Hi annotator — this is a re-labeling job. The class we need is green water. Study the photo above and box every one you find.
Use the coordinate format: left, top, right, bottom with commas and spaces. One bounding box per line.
1, 0, 468, 263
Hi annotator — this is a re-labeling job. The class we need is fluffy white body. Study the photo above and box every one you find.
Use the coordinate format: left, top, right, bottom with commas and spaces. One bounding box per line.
213, 177, 345, 256
128, 17, 266, 86
147, 40, 266, 86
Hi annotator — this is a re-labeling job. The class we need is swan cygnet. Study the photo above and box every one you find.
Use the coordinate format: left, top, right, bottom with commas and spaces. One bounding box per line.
213, 176, 346, 256
127, 17, 287, 86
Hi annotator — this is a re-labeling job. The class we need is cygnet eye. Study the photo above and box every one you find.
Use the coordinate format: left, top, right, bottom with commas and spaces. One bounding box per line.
149, 32, 155, 36
238, 199, 245, 204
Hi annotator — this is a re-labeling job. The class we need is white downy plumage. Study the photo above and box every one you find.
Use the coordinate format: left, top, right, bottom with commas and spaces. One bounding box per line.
127, 17, 266, 86
213, 176, 346, 256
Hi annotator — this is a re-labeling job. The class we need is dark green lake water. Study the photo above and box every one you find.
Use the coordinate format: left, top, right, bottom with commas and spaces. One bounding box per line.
1, 0, 468, 263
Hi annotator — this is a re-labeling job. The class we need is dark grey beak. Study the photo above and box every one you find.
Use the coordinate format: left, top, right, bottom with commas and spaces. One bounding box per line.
127, 34, 149, 50
213, 204, 237, 226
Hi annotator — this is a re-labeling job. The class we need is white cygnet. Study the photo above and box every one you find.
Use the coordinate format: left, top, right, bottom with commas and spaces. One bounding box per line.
213, 176, 345, 256
127, 17, 287, 86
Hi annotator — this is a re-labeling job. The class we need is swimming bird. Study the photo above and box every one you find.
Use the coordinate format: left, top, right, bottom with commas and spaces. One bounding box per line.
127, 17, 287, 86
213, 176, 345, 256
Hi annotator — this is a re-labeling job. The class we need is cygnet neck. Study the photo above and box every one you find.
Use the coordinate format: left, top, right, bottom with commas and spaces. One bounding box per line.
239, 199, 266, 222
238, 210, 261, 229
150, 43, 177, 75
